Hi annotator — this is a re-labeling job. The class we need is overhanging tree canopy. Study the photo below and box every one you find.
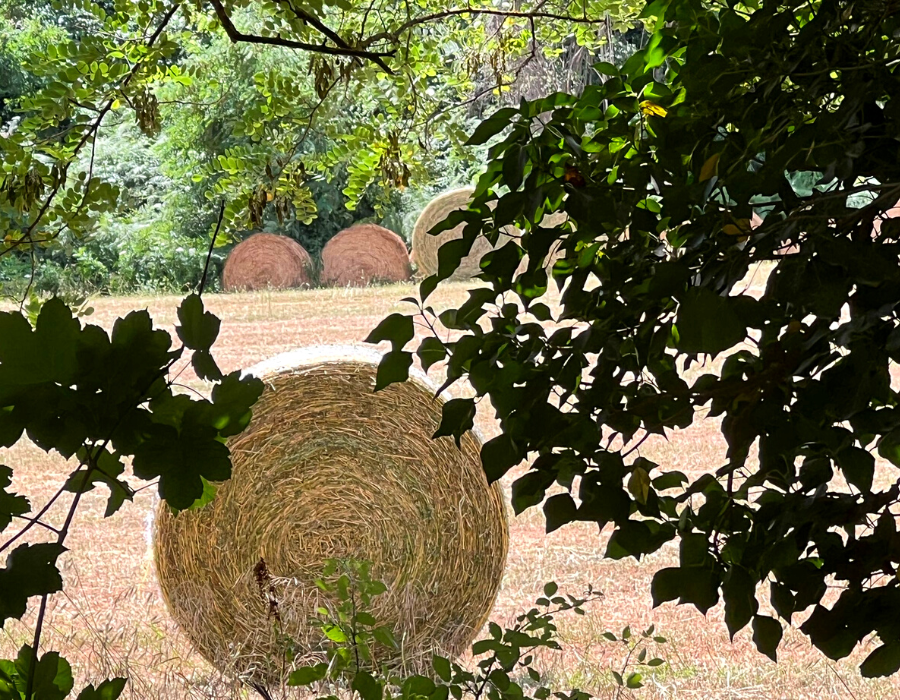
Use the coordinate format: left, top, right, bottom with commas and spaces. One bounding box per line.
0, 0, 638, 280
371, 0, 900, 676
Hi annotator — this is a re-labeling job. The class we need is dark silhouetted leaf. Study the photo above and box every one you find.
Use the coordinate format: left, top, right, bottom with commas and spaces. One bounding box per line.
365, 313, 415, 351
176, 294, 220, 352
433, 398, 476, 447
676, 289, 747, 356
752, 615, 783, 663
543, 493, 577, 533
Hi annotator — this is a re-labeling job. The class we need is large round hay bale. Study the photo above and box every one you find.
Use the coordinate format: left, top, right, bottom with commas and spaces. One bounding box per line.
411, 188, 515, 280
222, 233, 312, 292
320, 224, 411, 287
153, 346, 508, 682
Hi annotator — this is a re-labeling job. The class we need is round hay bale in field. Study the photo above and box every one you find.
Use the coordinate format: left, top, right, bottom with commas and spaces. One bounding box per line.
153, 346, 508, 682
222, 233, 312, 292
411, 188, 515, 280
320, 224, 411, 287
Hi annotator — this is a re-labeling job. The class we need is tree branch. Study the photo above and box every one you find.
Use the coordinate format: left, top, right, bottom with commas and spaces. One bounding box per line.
207, 0, 395, 72
275, 0, 351, 51
362, 7, 610, 48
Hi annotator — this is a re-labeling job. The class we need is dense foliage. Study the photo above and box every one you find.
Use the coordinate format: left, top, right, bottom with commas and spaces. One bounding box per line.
0, 0, 642, 295
270, 558, 665, 700
0, 1, 651, 698
372, 0, 900, 677
0, 290, 263, 697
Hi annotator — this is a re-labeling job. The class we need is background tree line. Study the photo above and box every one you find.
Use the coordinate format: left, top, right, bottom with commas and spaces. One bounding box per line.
0, 0, 645, 296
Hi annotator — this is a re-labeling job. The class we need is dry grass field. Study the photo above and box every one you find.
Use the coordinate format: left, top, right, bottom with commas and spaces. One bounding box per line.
1, 277, 899, 699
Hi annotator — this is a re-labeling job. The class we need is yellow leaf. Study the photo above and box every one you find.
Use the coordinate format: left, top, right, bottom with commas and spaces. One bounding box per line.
723, 224, 744, 236
700, 153, 720, 182
640, 100, 668, 118
628, 467, 651, 505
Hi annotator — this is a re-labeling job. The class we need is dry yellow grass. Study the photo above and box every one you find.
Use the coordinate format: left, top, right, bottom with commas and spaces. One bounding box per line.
1, 273, 899, 699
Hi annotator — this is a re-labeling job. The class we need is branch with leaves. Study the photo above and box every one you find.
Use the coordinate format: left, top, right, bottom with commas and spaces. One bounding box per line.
208, 0, 395, 72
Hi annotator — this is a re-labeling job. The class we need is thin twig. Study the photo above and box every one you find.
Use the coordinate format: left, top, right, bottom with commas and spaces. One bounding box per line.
622, 432, 650, 458
361, 7, 609, 48
199, 200, 225, 296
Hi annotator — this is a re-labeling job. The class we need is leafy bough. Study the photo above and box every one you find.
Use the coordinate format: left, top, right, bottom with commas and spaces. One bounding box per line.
370, 0, 900, 677
0, 289, 263, 698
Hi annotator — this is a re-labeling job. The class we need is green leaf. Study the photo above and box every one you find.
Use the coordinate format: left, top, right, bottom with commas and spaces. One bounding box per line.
651, 566, 719, 614
324, 624, 347, 642
355, 611, 378, 626
471, 639, 497, 656
878, 429, 900, 467
593, 61, 618, 76
206, 372, 264, 439
699, 153, 720, 182
480, 434, 521, 483
0, 544, 65, 624
429, 684, 449, 700
836, 446, 874, 492
627, 467, 651, 505
186, 477, 217, 511
403, 675, 436, 698
436, 239, 470, 281
176, 294, 220, 352
466, 108, 517, 145
365, 313, 415, 351
375, 350, 413, 391
433, 398, 476, 447
191, 349, 223, 382
0, 465, 29, 532
417, 337, 446, 372
287, 663, 328, 686
36, 298, 81, 382
512, 471, 553, 515
15, 648, 74, 700
372, 625, 398, 649
76, 677, 127, 700
652, 471, 688, 491
543, 493, 577, 533
133, 423, 231, 512
352, 670, 382, 700
860, 642, 900, 678
432, 655, 452, 682
723, 567, 758, 639
63, 448, 131, 518
488, 669, 510, 691
611, 670, 623, 686
751, 615, 783, 663
502, 144, 527, 191
676, 289, 747, 356
419, 274, 440, 301
0, 300, 79, 388
543, 581, 558, 597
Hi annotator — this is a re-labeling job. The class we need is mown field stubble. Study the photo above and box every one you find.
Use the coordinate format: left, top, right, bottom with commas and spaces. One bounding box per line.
2, 272, 899, 700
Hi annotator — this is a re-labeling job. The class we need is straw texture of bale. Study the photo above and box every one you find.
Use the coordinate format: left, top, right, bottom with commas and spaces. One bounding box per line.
154, 346, 508, 682
320, 224, 411, 287
411, 188, 515, 279
222, 233, 312, 292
